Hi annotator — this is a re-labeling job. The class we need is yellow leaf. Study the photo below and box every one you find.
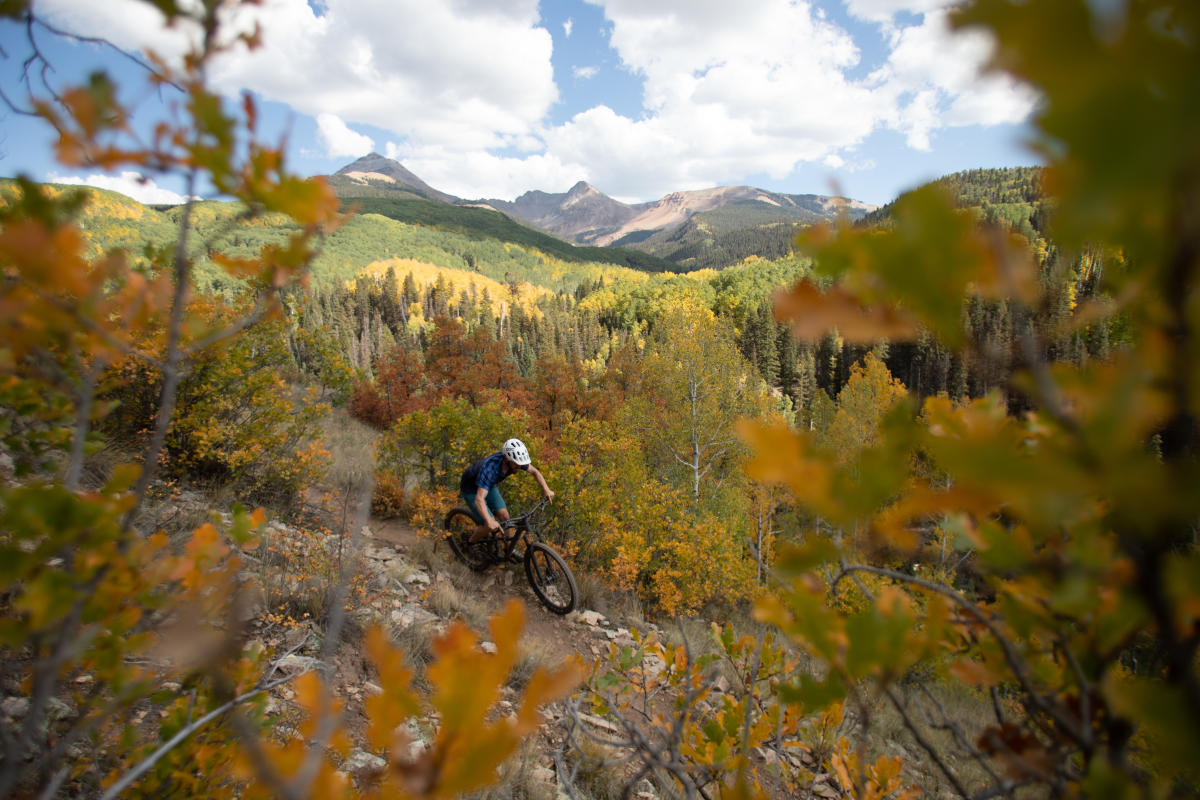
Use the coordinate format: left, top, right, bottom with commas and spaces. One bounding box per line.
773, 281, 920, 344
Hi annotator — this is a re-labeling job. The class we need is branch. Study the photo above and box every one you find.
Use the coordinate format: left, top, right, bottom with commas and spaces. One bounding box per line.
913, 682, 1009, 795
834, 563, 1086, 745
126, 169, 199, 523
96, 670, 305, 800
181, 291, 279, 359
30, 14, 183, 93
882, 684, 973, 799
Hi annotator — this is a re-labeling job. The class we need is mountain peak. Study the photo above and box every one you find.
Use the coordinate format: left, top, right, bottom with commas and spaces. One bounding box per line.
567, 180, 596, 196
333, 154, 458, 204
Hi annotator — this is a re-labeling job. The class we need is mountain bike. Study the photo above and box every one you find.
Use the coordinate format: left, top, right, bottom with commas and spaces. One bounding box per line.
444, 498, 577, 615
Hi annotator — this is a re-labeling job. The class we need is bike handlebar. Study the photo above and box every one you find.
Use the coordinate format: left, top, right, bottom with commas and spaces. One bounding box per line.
500, 496, 551, 529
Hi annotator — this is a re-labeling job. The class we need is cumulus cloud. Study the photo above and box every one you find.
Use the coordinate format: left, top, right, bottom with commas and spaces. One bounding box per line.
46, 171, 190, 205
36, 0, 557, 156
541, 0, 1035, 198
386, 140, 583, 200
563, 17, 573, 37
868, 8, 1038, 147
538, 0, 877, 197
842, 0, 945, 25
32, 0, 1036, 203
316, 113, 374, 158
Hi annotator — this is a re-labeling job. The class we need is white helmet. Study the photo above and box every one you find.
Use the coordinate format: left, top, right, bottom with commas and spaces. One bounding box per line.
502, 438, 531, 466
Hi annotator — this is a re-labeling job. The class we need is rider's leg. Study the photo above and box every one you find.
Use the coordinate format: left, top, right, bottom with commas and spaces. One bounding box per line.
468, 487, 507, 543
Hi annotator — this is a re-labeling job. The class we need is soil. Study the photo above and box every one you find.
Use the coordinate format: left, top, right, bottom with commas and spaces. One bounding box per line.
368, 516, 615, 667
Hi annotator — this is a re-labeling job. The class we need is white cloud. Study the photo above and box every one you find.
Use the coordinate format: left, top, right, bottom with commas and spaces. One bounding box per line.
545, 0, 876, 197
842, 0, 944, 25
36, 0, 557, 157
387, 141, 583, 200
534, 0, 1035, 199
563, 17, 573, 37
31, 0, 1037, 203
868, 8, 1038, 145
46, 171, 189, 205
315, 113, 374, 158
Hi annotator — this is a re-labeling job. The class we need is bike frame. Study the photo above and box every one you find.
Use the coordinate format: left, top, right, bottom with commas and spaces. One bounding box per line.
488, 497, 550, 563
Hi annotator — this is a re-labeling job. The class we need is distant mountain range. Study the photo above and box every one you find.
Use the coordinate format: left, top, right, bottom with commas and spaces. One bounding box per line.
329, 153, 876, 270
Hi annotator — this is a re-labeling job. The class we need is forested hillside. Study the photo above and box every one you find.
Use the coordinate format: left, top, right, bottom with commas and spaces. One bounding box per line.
3, 1, 1198, 799
345, 196, 678, 272
860, 165, 1048, 237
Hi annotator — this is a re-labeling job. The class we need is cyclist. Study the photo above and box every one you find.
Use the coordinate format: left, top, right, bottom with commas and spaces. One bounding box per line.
460, 438, 554, 544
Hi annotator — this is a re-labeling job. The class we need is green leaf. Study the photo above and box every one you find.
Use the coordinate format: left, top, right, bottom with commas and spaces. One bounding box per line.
777, 672, 846, 713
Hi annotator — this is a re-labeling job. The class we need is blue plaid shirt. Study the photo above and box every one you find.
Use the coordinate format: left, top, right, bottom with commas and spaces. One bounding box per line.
460, 452, 512, 494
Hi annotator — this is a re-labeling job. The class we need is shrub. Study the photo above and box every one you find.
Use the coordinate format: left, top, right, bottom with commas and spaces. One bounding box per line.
371, 472, 411, 519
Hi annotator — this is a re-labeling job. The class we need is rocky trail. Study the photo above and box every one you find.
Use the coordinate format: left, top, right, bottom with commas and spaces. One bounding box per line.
243, 504, 664, 797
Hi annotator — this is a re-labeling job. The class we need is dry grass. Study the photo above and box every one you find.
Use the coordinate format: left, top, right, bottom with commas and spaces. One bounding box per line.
317, 408, 379, 528
559, 736, 627, 800
859, 679, 1011, 797
427, 579, 491, 629
508, 636, 556, 692
462, 742, 557, 800
387, 618, 438, 684
406, 533, 441, 571
320, 410, 378, 488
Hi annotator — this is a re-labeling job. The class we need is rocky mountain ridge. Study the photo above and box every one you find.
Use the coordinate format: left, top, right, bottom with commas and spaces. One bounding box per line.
330, 154, 875, 258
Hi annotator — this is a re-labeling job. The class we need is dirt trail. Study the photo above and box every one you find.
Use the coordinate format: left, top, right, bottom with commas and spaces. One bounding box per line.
366, 515, 621, 666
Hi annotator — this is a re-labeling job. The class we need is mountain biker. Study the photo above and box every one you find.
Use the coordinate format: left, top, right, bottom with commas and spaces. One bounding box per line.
460, 438, 554, 544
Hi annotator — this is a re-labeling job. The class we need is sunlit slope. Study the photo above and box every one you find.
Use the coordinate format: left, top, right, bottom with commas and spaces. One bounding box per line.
352, 258, 554, 314
6, 182, 658, 293
344, 195, 679, 273
860, 166, 1048, 241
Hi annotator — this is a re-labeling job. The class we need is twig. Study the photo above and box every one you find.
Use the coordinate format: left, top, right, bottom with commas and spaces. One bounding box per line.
96, 670, 304, 800
126, 169, 199, 525
834, 563, 1085, 745
30, 14, 182, 93
882, 684, 972, 798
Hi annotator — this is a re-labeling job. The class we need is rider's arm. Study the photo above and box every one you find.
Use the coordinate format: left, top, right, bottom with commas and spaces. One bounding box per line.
475, 486, 500, 531
527, 465, 555, 502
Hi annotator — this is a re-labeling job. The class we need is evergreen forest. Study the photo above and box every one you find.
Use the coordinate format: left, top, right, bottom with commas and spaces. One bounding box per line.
1, 1, 1198, 799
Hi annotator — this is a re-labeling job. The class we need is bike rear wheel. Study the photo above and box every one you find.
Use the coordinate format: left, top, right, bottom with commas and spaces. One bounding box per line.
445, 507, 492, 572
524, 542, 577, 615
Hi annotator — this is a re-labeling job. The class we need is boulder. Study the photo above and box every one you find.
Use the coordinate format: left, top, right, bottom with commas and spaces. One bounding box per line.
391, 604, 440, 629
237, 576, 268, 622
576, 610, 607, 627
2, 696, 29, 719
344, 749, 386, 774
275, 655, 323, 676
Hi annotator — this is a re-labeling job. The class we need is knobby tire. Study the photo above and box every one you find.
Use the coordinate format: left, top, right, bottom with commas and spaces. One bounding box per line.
524, 542, 577, 615
444, 507, 492, 572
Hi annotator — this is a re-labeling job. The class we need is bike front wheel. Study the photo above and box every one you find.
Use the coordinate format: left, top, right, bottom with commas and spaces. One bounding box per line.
445, 507, 492, 572
523, 542, 577, 615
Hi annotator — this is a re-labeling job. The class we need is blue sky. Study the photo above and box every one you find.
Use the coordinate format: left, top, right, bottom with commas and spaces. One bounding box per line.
0, 0, 1039, 207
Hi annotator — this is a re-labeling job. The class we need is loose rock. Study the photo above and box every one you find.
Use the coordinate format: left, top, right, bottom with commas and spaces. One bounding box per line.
2, 696, 29, 719
391, 604, 439, 629
344, 749, 386, 774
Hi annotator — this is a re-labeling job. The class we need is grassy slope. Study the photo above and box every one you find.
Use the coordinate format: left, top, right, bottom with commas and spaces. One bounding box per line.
344, 195, 680, 273
9, 181, 655, 294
